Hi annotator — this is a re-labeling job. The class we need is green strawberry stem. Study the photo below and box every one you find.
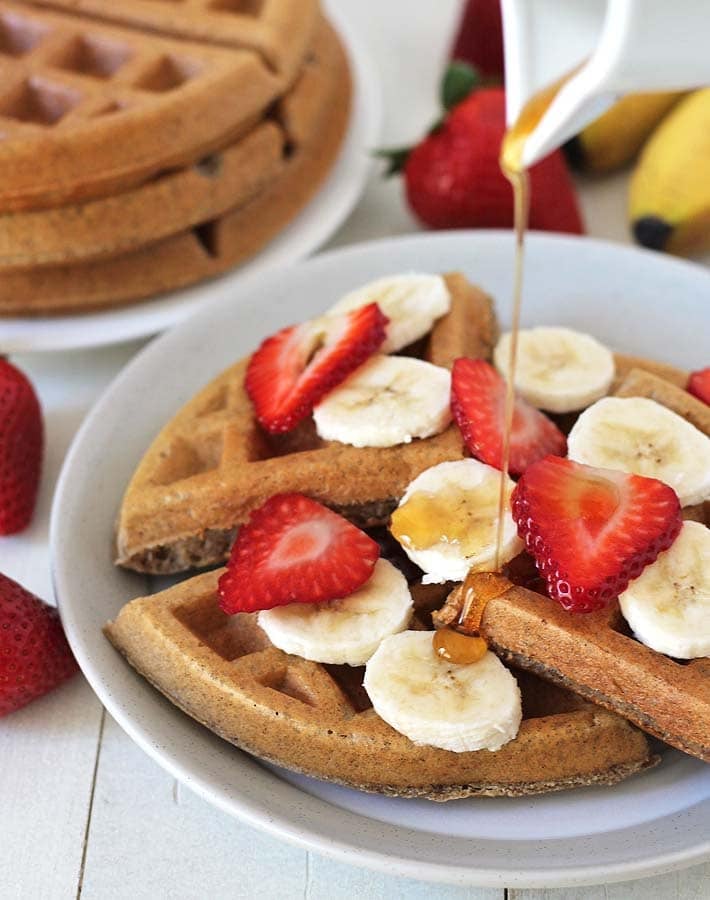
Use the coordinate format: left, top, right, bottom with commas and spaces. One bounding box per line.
441, 61, 480, 111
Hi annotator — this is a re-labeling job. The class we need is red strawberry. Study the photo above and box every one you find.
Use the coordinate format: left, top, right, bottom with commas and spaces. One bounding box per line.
511, 456, 682, 613
245, 303, 388, 434
451, 358, 566, 475
403, 88, 583, 233
218, 493, 380, 614
451, 0, 504, 81
688, 367, 710, 405
0, 572, 78, 716
0, 358, 43, 534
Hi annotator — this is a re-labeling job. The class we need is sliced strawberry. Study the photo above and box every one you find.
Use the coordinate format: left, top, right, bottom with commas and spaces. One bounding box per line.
688, 367, 710, 406
0, 572, 78, 717
511, 456, 682, 613
218, 493, 380, 614
451, 358, 566, 475
245, 303, 387, 434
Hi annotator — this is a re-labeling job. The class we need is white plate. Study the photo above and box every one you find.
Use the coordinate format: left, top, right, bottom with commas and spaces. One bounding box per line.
51, 232, 710, 888
0, 3, 380, 355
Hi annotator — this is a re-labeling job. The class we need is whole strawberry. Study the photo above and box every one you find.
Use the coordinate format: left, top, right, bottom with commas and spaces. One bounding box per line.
0, 572, 78, 716
380, 67, 583, 234
451, 0, 504, 82
0, 358, 43, 534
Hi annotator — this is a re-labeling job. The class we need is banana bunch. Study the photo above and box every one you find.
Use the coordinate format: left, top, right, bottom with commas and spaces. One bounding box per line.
568, 89, 710, 255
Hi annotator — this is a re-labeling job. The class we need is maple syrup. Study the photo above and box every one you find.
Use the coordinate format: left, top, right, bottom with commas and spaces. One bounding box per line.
493, 67, 580, 573
436, 71, 578, 661
433, 628, 487, 665
448, 67, 579, 648
390, 479, 507, 555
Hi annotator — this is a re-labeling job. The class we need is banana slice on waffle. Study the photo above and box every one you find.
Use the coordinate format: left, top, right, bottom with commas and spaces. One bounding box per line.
494, 327, 615, 413
568, 396, 710, 506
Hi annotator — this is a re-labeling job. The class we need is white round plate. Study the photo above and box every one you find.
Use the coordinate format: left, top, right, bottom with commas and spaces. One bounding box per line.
0, 3, 380, 355
51, 232, 710, 888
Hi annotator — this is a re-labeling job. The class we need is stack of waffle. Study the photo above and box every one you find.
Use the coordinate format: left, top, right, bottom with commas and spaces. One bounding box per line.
0, 0, 351, 314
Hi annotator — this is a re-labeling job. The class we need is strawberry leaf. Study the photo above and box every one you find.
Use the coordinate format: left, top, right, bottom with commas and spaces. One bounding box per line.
441, 61, 480, 111
373, 146, 412, 177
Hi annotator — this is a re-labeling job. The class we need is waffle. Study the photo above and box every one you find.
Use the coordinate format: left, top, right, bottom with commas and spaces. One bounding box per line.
115, 273, 498, 574
612, 352, 688, 391
0, 2, 283, 210
435, 366, 710, 763
0, 120, 284, 268
0, 17, 350, 312
29, 0, 320, 82
105, 569, 655, 799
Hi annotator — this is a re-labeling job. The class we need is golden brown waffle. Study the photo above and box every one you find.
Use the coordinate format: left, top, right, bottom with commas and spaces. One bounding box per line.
0, 17, 350, 312
612, 352, 689, 391
474, 588, 710, 762
434, 365, 710, 763
105, 570, 655, 798
0, 2, 283, 211
115, 274, 497, 574
0, 120, 285, 268
28, 0, 320, 82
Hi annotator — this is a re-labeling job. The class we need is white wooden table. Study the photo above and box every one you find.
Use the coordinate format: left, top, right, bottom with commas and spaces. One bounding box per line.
0, 2, 708, 896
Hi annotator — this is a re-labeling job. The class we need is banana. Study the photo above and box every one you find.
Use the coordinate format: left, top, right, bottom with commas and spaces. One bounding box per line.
257, 558, 412, 666
327, 273, 451, 353
567, 92, 683, 174
313, 355, 451, 447
629, 88, 710, 254
567, 397, 710, 507
363, 631, 522, 752
619, 521, 710, 659
493, 327, 615, 413
389, 459, 523, 584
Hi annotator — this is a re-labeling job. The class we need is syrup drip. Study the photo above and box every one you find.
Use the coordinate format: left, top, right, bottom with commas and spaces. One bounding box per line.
437, 571, 513, 665
456, 68, 577, 633
430, 70, 578, 662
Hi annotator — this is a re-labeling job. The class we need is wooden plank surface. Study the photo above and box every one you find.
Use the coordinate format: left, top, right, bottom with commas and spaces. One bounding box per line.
0, 677, 103, 899
80, 715, 503, 900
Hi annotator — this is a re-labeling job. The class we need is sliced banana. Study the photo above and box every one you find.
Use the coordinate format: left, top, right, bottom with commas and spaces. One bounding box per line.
257, 558, 412, 666
389, 459, 523, 584
327, 273, 451, 353
619, 521, 710, 659
363, 631, 522, 752
313, 355, 451, 448
567, 396, 710, 506
494, 326, 615, 413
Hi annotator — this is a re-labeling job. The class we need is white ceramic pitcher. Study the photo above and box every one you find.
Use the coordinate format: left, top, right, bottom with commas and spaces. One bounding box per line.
501, 0, 710, 167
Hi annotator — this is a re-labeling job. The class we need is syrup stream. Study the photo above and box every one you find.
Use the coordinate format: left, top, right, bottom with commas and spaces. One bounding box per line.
456, 72, 573, 631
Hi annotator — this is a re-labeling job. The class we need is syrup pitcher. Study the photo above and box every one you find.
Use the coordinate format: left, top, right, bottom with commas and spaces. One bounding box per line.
500, 0, 710, 167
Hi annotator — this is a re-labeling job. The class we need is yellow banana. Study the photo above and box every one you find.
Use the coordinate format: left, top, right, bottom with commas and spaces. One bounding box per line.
629, 88, 710, 254
567, 92, 682, 173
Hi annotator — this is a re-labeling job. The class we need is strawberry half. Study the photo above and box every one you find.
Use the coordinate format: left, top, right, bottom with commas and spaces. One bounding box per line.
218, 493, 380, 614
0, 573, 78, 717
451, 358, 567, 475
245, 303, 388, 434
512, 456, 682, 613
688, 367, 710, 406
0, 358, 43, 535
